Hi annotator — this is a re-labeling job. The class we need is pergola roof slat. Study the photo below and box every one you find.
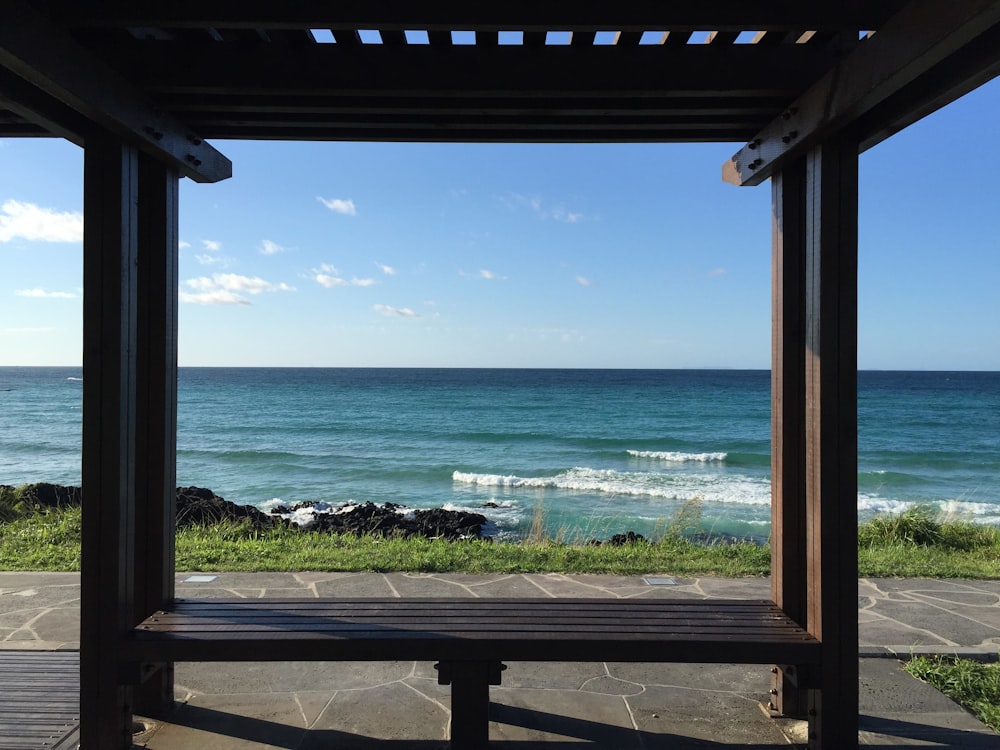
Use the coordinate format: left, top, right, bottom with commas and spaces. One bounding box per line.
51, 0, 907, 32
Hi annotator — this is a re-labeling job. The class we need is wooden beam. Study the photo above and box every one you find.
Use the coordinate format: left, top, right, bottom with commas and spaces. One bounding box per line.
803, 138, 859, 750
0, 68, 88, 143
723, 0, 1000, 186
80, 135, 140, 750
769, 159, 809, 720
118, 44, 827, 97
54, 0, 906, 31
0, 0, 231, 183
163, 94, 785, 117
131, 152, 179, 717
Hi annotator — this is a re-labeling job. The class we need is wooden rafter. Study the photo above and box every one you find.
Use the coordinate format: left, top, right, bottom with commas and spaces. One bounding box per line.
723, 0, 1000, 186
0, 0, 230, 182
52, 0, 906, 31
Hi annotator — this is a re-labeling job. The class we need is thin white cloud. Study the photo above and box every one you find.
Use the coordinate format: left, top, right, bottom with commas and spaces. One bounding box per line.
15, 288, 77, 299
376, 262, 396, 275
576, 276, 594, 287
374, 304, 419, 318
179, 240, 191, 250
312, 264, 374, 288
316, 273, 348, 288
708, 267, 727, 277
506, 193, 584, 223
179, 289, 250, 306
201, 239, 222, 252
318, 197, 357, 216
259, 239, 286, 255
0, 200, 83, 243
195, 254, 225, 266
479, 269, 507, 280
180, 273, 295, 305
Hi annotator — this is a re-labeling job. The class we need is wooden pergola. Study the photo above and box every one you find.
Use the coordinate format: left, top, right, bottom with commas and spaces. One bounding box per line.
3, 2, 1000, 748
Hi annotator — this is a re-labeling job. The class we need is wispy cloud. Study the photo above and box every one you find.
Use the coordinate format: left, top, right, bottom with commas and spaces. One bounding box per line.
575, 276, 594, 287
707, 267, 727, 277
312, 263, 375, 288
0, 200, 83, 243
374, 304, 419, 318
318, 197, 357, 216
259, 239, 287, 255
201, 239, 222, 252
376, 262, 396, 275
180, 273, 295, 305
179, 240, 191, 250
506, 193, 583, 223
479, 269, 506, 280
195, 254, 226, 266
15, 288, 77, 299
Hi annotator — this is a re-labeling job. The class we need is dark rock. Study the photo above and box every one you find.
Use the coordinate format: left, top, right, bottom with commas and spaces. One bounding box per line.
310, 501, 487, 540
606, 531, 646, 546
175, 486, 279, 531
2, 483, 82, 510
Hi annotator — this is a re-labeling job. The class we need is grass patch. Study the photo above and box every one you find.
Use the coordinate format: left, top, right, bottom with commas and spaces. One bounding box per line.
905, 655, 1000, 733
0, 505, 82, 570
173, 518, 771, 575
1, 504, 999, 577
859, 506, 1000, 578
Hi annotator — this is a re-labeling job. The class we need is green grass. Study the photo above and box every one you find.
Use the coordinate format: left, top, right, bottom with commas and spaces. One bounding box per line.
858, 506, 1000, 578
1, 504, 999, 577
905, 655, 1000, 733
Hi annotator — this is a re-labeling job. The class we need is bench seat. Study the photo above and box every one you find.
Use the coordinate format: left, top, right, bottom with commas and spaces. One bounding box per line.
124, 597, 820, 748
125, 597, 819, 664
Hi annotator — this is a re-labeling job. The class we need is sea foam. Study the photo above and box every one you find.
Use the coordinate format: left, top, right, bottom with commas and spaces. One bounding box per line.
452, 467, 771, 506
627, 450, 727, 462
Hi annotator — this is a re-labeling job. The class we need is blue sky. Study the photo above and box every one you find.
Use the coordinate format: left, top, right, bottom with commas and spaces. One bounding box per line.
1, 78, 998, 370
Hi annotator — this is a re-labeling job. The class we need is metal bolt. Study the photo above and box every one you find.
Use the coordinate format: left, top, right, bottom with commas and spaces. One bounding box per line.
748, 158, 763, 170
188, 135, 203, 146
747, 138, 762, 150
769, 688, 778, 695
771, 667, 779, 674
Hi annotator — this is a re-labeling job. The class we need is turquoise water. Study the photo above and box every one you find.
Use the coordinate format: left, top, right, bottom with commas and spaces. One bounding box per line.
1, 367, 997, 541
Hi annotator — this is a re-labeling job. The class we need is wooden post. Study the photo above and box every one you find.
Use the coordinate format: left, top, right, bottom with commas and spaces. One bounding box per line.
770, 158, 809, 718
803, 138, 860, 749
132, 151, 180, 716
449, 662, 492, 749
80, 135, 140, 750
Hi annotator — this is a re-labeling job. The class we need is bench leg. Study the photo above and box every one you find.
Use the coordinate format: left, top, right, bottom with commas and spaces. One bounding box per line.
436, 661, 505, 749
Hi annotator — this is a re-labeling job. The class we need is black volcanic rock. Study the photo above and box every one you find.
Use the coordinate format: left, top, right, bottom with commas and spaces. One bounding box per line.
310, 501, 487, 539
3, 483, 489, 540
0, 483, 82, 510
175, 486, 279, 531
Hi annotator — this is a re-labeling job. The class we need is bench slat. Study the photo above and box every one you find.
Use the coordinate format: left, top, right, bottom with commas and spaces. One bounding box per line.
124, 597, 821, 666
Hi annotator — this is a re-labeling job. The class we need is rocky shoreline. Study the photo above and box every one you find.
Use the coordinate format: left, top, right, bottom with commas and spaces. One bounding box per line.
1, 482, 648, 544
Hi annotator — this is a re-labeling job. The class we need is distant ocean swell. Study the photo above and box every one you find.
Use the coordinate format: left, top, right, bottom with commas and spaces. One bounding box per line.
2, 367, 997, 543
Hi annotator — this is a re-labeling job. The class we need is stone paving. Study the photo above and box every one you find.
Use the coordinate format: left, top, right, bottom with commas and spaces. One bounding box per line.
2, 572, 1000, 748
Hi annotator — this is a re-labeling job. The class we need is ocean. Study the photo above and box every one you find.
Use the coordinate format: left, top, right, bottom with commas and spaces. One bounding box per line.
1, 367, 997, 542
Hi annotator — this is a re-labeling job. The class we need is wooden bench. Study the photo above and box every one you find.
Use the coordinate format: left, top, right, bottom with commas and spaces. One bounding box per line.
123, 597, 820, 748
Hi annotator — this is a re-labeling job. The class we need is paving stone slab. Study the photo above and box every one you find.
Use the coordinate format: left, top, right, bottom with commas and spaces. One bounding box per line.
142, 693, 309, 749
626, 684, 788, 746
490, 688, 640, 746
306, 680, 449, 744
